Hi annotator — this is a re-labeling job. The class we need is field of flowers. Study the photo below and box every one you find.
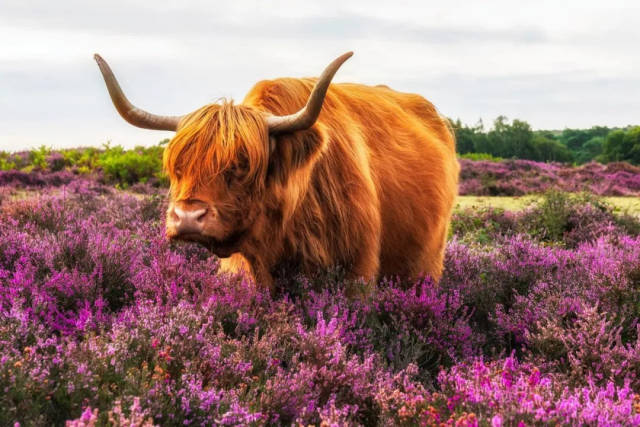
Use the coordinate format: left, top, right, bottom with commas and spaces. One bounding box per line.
459, 159, 640, 196
1, 163, 640, 425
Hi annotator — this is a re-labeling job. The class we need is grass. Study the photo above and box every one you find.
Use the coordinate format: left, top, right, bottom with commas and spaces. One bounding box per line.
457, 195, 640, 215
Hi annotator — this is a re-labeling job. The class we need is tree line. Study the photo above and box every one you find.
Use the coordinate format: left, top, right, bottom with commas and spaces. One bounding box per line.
451, 116, 640, 164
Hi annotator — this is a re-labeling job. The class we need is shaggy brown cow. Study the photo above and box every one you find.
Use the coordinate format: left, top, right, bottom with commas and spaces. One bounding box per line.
94, 52, 459, 291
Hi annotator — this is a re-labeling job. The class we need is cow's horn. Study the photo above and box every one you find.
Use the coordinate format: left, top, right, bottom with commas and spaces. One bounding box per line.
266, 51, 353, 134
94, 54, 184, 131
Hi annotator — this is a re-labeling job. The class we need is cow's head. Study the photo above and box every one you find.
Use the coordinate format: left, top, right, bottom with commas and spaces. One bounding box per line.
94, 52, 352, 257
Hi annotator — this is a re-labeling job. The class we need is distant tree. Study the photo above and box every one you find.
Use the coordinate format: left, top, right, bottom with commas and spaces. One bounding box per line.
451, 119, 488, 155
559, 127, 610, 161
624, 126, 640, 164
487, 116, 537, 159
574, 136, 604, 164
451, 119, 475, 154
603, 129, 630, 162
450, 117, 635, 165
532, 134, 573, 163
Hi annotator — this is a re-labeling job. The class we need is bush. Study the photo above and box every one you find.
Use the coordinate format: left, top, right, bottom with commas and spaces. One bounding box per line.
459, 152, 503, 162
452, 191, 640, 246
98, 144, 165, 187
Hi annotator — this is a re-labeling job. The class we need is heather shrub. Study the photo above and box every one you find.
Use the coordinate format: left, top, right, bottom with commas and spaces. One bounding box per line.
295, 277, 477, 383
2, 174, 640, 424
459, 158, 640, 196
519, 190, 623, 245
526, 305, 640, 389
443, 234, 640, 354
453, 191, 640, 246
0, 170, 76, 188
437, 355, 640, 425
525, 190, 575, 241
450, 207, 519, 244
46, 152, 66, 172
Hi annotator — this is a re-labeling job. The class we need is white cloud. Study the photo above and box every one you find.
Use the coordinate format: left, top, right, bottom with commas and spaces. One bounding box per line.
1, 0, 639, 150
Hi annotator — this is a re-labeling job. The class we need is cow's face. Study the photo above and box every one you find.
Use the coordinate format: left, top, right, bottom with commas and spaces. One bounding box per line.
163, 103, 269, 257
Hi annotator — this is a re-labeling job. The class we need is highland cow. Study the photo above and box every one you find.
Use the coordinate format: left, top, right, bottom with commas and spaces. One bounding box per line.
95, 52, 459, 291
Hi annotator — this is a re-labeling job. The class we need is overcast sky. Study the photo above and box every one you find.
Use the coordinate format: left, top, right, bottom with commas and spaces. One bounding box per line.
1, 0, 639, 151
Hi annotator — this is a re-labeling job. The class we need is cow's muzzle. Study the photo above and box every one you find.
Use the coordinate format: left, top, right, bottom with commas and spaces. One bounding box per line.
168, 206, 207, 237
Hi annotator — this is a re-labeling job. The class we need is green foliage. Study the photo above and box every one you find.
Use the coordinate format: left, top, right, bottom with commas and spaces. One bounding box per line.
0, 152, 17, 171
459, 152, 503, 162
97, 144, 165, 187
524, 191, 613, 242
28, 146, 50, 171
532, 134, 573, 163
452, 117, 639, 165
452, 116, 574, 163
487, 116, 537, 159
601, 126, 640, 164
0, 142, 171, 187
450, 119, 489, 155
527, 190, 576, 241
61, 147, 102, 172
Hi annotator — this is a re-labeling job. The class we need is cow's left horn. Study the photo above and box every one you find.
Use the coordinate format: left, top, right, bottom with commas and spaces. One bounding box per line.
94, 54, 184, 131
266, 51, 353, 134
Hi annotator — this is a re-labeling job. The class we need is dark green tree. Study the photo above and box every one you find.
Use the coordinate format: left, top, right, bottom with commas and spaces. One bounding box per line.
486, 116, 537, 159
603, 129, 629, 162
624, 127, 640, 164
574, 136, 604, 163
532, 134, 573, 162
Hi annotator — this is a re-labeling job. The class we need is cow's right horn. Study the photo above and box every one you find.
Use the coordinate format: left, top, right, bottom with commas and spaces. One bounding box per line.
266, 51, 353, 134
94, 54, 184, 131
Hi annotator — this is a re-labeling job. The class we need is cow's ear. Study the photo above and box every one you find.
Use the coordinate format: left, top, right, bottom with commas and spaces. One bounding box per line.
267, 127, 325, 184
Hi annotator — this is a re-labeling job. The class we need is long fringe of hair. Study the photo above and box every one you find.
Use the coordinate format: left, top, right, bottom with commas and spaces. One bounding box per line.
163, 100, 269, 200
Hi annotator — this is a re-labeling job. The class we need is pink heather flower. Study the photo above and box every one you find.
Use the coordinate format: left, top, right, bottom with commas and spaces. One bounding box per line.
491, 414, 503, 427
80, 407, 94, 422
528, 369, 541, 386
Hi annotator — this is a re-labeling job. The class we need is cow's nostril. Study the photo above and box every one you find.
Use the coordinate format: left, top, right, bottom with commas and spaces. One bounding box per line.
172, 207, 208, 234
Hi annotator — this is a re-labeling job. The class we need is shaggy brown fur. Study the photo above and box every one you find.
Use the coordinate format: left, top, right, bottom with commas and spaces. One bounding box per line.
164, 78, 459, 290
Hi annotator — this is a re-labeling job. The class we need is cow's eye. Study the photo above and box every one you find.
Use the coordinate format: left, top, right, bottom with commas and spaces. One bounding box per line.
224, 158, 248, 185
224, 167, 238, 185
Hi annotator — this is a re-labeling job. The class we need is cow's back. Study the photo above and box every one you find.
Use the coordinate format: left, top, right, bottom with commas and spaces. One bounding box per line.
244, 78, 459, 281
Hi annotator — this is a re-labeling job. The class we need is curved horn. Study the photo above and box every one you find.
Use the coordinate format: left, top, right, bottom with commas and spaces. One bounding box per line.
266, 51, 353, 134
94, 54, 183, 131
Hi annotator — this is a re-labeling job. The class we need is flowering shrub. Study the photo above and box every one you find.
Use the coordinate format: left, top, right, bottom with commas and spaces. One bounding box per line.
459, 159, 640, 196
451, 191, 640, 246
5, 144, 640, 196
437, 355, 640, 425
1, 178, 640, 425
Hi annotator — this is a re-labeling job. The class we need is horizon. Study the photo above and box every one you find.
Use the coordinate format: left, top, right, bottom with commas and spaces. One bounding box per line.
1, 0, 639, 151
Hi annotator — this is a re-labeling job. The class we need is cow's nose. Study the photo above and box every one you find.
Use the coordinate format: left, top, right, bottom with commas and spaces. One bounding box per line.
172, 207, 207, 235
